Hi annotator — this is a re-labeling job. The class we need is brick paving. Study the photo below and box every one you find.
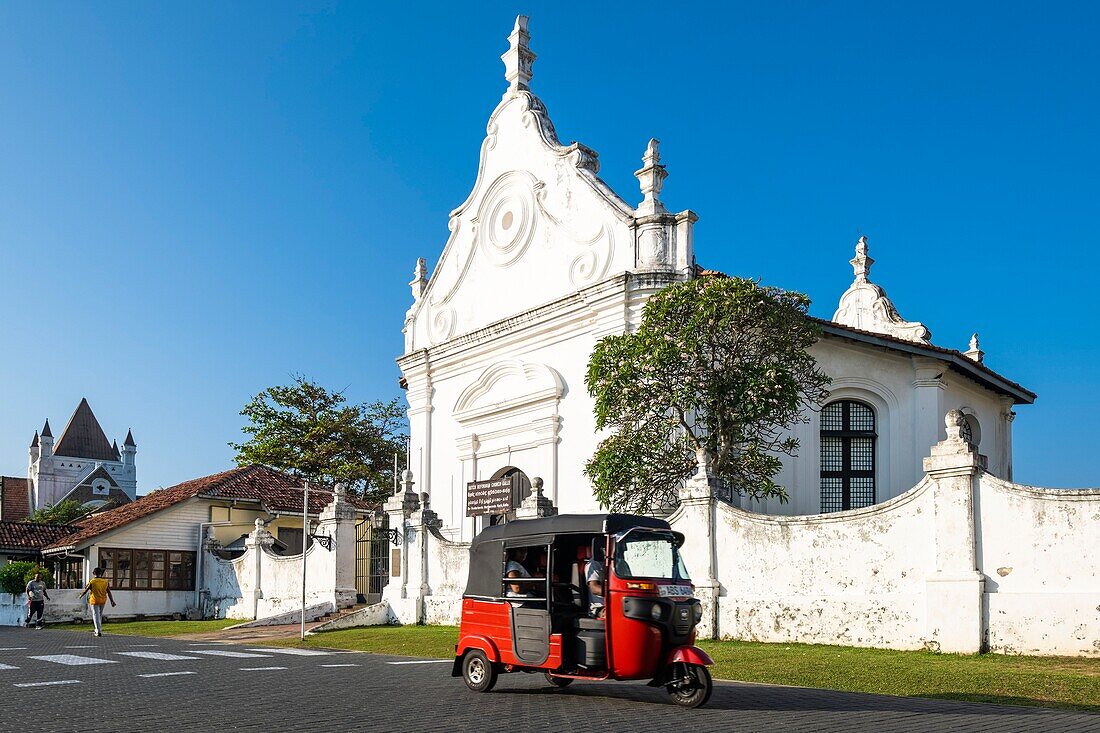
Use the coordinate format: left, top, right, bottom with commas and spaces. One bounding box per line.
0, 627, 1096, 732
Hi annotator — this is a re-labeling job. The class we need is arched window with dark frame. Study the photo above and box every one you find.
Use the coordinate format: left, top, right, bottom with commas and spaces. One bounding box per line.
820, 400, 876, 512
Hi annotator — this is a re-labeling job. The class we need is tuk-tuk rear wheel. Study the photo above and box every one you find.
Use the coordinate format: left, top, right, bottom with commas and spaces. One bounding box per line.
667, 663, 712, 708
462, 650, 498, 693
545, 673, 574, 688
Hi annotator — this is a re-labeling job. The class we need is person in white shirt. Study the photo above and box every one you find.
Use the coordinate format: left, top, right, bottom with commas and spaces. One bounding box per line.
505, 548, 532, 597
25, 572, 50, 630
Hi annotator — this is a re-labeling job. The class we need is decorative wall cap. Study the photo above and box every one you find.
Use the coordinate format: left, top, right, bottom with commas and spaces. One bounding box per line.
832, 236, 932, 344
963, 333, 985, 363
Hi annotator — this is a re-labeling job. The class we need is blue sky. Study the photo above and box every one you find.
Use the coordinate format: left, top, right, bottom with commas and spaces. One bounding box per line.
0, 2, 1097, 492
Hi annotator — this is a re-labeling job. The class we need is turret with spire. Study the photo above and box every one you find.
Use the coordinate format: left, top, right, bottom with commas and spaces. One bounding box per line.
26, 399, 137, 510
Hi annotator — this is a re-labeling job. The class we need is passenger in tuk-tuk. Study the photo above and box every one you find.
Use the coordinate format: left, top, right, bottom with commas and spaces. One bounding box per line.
583, 545, 606, 618
505, 548, 532, 596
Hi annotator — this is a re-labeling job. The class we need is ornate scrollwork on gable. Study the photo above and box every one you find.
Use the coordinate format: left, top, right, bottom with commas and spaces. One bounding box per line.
475, 171, 540, 267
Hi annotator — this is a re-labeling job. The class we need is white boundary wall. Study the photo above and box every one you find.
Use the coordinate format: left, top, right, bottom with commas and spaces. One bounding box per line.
394, 410, 1098, 657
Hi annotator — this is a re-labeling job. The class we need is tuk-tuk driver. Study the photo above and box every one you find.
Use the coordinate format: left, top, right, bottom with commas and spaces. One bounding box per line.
506, 548, 532, 597
585, 547, 605, 618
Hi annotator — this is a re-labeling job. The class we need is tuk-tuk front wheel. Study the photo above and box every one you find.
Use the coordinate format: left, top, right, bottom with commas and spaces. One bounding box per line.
667, 663, 712, 708
462, 650, 498, 693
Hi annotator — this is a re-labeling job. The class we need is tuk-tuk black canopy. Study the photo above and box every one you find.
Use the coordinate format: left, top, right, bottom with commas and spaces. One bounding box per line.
463, 513, 673, 599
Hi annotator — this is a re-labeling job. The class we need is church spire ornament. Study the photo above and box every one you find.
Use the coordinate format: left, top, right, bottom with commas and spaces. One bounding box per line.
832, 235, 932, 344
634, 138, 668, 216
501, 15, 536, 97
964, 333, 985, 363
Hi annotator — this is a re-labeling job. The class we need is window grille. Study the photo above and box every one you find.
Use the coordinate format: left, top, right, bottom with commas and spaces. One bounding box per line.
819, 400, 876, 512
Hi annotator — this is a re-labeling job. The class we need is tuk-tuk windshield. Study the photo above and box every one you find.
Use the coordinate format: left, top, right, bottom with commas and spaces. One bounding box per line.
613, 531, 690, 581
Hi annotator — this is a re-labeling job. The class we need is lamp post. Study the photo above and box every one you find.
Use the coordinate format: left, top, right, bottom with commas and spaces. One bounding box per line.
301, 480, 309, 641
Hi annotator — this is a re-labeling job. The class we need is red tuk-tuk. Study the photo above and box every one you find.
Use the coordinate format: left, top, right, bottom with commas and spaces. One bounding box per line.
453, 513, 714, 707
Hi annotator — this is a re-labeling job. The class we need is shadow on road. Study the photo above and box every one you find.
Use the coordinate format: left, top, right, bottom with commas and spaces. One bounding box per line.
495, 678, 1092, 717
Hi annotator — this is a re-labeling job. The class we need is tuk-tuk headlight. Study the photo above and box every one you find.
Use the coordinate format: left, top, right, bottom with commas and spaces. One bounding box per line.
649, 603, 664, 621
692, 601, 703, 623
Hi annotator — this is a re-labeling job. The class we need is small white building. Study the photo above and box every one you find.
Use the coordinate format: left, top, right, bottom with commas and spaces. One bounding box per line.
396, 17, 1035, 534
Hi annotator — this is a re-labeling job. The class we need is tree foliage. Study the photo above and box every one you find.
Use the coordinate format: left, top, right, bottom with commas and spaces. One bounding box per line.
27, 499, 89, 525
230, 376, 407, 506
585, 275, 831, 512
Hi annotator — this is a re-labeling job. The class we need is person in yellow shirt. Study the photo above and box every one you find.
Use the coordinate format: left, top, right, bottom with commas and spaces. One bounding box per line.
77, 567, 116, 637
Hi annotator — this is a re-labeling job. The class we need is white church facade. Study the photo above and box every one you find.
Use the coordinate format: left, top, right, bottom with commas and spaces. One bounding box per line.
397, 16, 1034, 535
376, 18, 1098, 657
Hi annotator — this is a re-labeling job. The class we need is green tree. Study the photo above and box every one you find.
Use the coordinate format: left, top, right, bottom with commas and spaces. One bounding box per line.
26, 499, 89, 525
585, 275, 831, 512
231, 376, 407, 506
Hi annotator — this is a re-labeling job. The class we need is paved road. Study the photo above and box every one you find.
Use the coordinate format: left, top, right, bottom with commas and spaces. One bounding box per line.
0, 627, 1096, 733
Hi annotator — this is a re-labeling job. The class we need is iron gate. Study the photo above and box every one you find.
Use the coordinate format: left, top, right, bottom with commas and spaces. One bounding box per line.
355, 516, 390, 604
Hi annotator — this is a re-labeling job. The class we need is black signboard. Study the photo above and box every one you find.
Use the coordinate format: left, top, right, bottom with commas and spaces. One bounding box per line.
467, 477, 513, 517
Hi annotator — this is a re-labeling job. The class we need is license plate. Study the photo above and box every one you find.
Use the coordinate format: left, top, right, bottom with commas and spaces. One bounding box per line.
658, 584, 692, 598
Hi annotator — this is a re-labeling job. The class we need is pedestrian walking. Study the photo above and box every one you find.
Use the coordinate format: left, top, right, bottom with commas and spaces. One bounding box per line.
77, 567, 116, 637
24, 572, 50, 630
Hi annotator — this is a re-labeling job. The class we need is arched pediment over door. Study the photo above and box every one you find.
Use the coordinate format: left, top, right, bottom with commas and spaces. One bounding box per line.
454, 359, 565, 423
454, 359, 565, 523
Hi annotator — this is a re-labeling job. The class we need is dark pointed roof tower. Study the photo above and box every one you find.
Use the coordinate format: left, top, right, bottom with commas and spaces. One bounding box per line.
53, 398, 118, 462
30, 431, 39, 448
123, 429, 136, 447
41, 419, 52, 438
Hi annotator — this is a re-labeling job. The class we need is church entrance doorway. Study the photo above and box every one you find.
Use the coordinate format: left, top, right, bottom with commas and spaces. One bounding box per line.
488, 466, 532, 525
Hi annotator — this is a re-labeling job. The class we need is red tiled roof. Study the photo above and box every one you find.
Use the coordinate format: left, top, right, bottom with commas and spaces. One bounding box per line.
0, 477, 32, 522
688, 263, 1034, 404
0, 521, 74, 551
44, 465, 370, 552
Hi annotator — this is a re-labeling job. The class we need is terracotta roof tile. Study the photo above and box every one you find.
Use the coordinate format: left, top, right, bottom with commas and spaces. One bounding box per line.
0, 521, 73, 551
0, 477, 32, 522
44, 465, 370, 552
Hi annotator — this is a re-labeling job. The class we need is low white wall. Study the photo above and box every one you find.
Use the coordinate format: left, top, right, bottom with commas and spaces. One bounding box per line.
1, 588, 194, 626
977, 475, 1100, 656
1, 589, 87, 626
672, 479, 937, 650
423, 528, 469, 626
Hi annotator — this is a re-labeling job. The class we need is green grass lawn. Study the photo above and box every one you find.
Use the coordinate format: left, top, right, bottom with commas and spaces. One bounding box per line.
49, 618, 239, 637
279, 625, 1098, 712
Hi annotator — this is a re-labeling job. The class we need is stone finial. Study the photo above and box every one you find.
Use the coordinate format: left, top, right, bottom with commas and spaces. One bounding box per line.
516, 475, 557, 519
410, 258, 427, 302
945, 409, 965, 442
832, 235, 932, 344
851, 235, 874, 283
501, 15, 536, 97
634, 138, 668, 216
964, 333, 985, 363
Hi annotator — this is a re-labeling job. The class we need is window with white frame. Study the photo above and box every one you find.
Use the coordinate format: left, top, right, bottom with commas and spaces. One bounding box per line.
819, 400, 877, 512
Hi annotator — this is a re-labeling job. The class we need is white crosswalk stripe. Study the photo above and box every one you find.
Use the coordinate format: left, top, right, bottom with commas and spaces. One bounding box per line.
0, 663, 19, 670
14, 679, 81, 688
116, 652, 203, 661
245, 647, 332, 656
192, 650, 272, 659
138, 671, 196, 678
29, 654, 117, 666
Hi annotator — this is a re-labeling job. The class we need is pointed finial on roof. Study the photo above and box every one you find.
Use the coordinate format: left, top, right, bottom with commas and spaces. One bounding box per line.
501, 15, 536, 97
31, 431, 39, 448
41, 419, 52, 438
851, 235, 874, 283
964, 332, 985, 363
410, 257, 428, 302
634, 138, 668, 216
124, 429, 136, 447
